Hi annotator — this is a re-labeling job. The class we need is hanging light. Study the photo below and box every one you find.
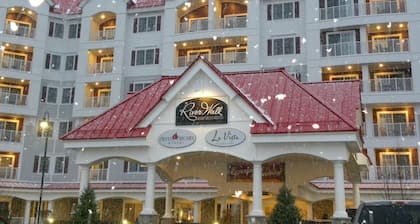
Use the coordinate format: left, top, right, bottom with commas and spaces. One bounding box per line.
29, 0, 45, 7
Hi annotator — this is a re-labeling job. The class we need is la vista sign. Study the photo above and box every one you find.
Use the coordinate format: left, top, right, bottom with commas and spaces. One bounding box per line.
176, 98, 227, 125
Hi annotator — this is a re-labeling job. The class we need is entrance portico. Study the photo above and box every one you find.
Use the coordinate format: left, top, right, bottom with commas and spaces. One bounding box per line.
62, 57, 365, 224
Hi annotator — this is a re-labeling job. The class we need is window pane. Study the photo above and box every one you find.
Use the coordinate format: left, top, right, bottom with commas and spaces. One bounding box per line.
65, 56, 74, 70
47, 87, 57, 103
55, 157, 64, 173
145, 49, 154, 64
284, 37, 295, 54
147, 17, 156, 31
273, 4, 283, 19
284, 2, 294, 18
273, 39, 284, 55
55, 23, 64, 38
62, 88, 71, 103
68, 24, 77, 38
51, 55, 61, 70
136, 50, 145, 65
139, 18, 147, 32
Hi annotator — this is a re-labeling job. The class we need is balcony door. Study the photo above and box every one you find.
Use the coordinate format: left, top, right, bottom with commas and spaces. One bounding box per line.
91, 160, 108, 181
0, 154, 15, 179
100, 57, 113, 73
373, 71, 408, 91
380, 151, 412, 180
223, 47, 247, 64
369, 0, 401, 14
2, 51, 27, 70
324, 0, 354, 18
6, 19, 32, 37
327, 31, 355, 56
97, 88, 110, 107
0, 84, 23, 105
187, 49, 211, 62
371, 34, 402, 52
377, 110, 408, 136
0, 119, 19, 142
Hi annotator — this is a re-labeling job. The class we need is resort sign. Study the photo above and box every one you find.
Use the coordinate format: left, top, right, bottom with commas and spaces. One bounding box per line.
205, 128, 246, 147
158, 129, 196, 148
176, 98, 228, 125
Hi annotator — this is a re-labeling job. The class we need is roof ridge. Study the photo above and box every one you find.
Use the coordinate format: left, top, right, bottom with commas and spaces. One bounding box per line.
279, 70, 357, 130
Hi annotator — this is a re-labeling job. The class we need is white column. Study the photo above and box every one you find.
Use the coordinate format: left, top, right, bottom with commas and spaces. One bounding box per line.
193, 201, 201, 223
361, 64, 370, 93
333, 160, 348, 218
249, 161, 264, 216
352, 183, 360, 208
163, 181, 173, 218
359, 25, 368, 54
0, 7, 7, 33
208, 0, 216, 29
79, 164, 90, 195
24, 200, 31, 224
246, 0, 261, 67
141, 163, 157, 215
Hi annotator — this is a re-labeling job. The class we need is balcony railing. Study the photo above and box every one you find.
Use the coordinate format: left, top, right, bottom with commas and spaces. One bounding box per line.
90, 168, 108, 182
369, 78, 412, 92
0, 129, 22, 142
92, 29, 115, 41
373, 122, 415, 136
368, 38, 409, 53
177, 18, 209, 33
321, 41, 361, 57
363, 166, 419, 181
366, 0, 406, 15
85, 96, 110, 108
0, 167, 17, 179
5, 23, 34, 38
176, 52, 247, 67
1, 56, 32, 72
319, 4, 359, 20
88, 62, 114, 74
216, 16, 247, 29
0, 92, 27, 105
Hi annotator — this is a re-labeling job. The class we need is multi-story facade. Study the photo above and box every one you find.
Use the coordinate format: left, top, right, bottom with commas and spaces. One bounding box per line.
0, 0, 419, 223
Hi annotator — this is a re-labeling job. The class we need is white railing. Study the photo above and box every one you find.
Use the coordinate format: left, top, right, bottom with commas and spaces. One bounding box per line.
0, 129, 22, 142
85, 96, 110, 108
216, 16, 247, 29
92, 29, 115, 41
0, 167, 17, 179
90, 168, 108, 181
88, 62, 114, 74
1, 56, 32, 72
319, 4, 358, 20
321, 41, 361, 57
176, 52, 247, 67
371, 166, 419, 181
366, 0, 406, 15
369, 78, 412, 92
5, 23, 34, 38
373, 122, 415, 136
0, 92, 27, 105
177, 18, 209, 33
368, 38, 409, 53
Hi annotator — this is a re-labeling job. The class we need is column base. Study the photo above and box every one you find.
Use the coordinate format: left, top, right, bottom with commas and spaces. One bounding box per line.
331, 217, 351, 224
137, 214, 160, 224
247, 215, 267, 224
160, 217, 175, 224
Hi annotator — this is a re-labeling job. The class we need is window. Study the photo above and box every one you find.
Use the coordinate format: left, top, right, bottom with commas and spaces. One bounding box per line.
54, 156, 69, 174
133, 16, 161, 33
130, 48, 159, 66
37, 120, 54, 137
62, 87, 75, 104
48, 21, 64, 38
58, 121, 73, 137
0, 118, 19, 142
326, 31, 356, 56
33, 155, 50, 173
41, 86, 58, 103
267, 1, 299, 20
65, 55, 78, 71
45, 53, 61, 70
267, 36, 301, 56
68, 23, 81, 39
124, 161, 147, 173
129, 82, 152, 92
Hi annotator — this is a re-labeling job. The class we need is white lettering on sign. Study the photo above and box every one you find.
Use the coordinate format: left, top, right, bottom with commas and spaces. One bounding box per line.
205, 128, 246, 147
178, 102, 224, 122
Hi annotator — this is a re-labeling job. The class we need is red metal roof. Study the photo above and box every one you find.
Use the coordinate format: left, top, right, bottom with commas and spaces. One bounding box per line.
62, 58, 360, 141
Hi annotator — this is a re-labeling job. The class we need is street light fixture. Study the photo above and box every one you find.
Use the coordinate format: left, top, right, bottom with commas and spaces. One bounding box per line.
36, 111, 50, 224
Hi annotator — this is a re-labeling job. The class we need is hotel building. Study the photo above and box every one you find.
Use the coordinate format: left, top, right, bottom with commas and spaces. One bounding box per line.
0, 0, 419, 223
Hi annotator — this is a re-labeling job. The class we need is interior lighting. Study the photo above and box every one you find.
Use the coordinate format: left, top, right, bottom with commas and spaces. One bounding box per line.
11, 8, 15, 11
0, 77, 4, 80
327, 67, 331, 71
376, 25, 381, 30
182, 6, 188, 11
379, 63, 384, 68
28, 10, 33, 15
176, 156, 181, 160
244, 0, 248, 3
199, 41, 204, 45
101, 14, 106, 19
182, 42, 187, 47
184, 1, 191, 7
29, 0, 45, 7
225, 39, 229, 43
24, 46, 28, 50
95, 82, 99, 85
21, 79, 25, 83
10, 21, 19, 32
399, 23, 404, 28
98, 49, 103, 53
347, 65, 352, 70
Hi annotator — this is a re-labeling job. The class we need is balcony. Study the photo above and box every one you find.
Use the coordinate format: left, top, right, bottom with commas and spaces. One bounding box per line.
177, 18, 209, 33
321, 41, 361, 57
373, 122, 415, 136
90, 168, 108, 182
363, 166, 419, 181
368, 38, 409, 53
0, 92, 27, 105
5, 21, 35, 38
177, 51, 247, 67
0, 166, 17, 180
0, 56, 31, 72
0, 129, 22, 143
91, 29, 115, 41
319, 4, 359, 20
85, 95, 110, 108
369, 78, 412, 92
366, 0, 406, 15
216, 15, 247, 29
88, 62, 114, 74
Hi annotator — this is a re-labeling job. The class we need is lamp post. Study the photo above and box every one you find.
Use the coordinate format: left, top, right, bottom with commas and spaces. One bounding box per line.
36, 111, 49, 224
